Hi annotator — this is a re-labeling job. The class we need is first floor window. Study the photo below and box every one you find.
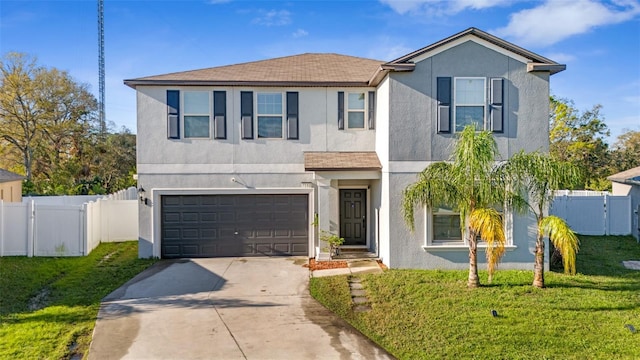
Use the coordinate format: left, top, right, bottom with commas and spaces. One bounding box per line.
455, 78, 485, 132
184, 91, 210, 138
257, 93, 283, 138
427, 205, 509, 246
432, 207, 464, 245
347, 92, 365, 129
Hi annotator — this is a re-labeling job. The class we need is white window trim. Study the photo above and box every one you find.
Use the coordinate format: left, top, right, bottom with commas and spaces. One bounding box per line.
256, 92, 285, 139
345, 92, 367, 130
453, 77, 486, 132
423, 206, 517, 251
182, 91, 212, 139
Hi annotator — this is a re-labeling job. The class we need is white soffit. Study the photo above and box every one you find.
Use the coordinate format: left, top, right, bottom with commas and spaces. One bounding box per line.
410, 35, 530, 65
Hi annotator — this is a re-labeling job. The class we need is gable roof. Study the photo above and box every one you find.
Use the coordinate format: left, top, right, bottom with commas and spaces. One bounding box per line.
124, 28, 565, 89
369, 27, 566, 84
0, 168, 24, 183
124, 53, 384, 88
608, 166, 640, 186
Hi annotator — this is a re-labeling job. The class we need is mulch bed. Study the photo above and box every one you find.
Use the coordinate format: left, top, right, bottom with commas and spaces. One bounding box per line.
305, 258, 348, 271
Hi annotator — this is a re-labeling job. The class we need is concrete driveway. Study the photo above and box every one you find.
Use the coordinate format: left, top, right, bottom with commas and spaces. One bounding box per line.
88, 257, 394, 359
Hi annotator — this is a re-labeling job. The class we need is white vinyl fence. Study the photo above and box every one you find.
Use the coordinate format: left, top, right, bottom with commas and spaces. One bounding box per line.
551, 191, 632, 236
0, 187, 138, 257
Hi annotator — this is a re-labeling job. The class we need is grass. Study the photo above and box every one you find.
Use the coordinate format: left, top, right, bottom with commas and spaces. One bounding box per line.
0, 241, 156, 359
310, 235, 640, 359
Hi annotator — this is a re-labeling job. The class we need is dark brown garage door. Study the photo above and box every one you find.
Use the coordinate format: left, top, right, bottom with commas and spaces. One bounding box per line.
161, 194, 308, 258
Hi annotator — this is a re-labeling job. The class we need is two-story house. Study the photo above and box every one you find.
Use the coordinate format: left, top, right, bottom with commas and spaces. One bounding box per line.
124, 28, 565, 270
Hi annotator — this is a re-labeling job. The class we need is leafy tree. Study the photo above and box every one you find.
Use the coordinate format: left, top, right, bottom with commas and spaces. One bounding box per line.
1, 52, 136, 196
549, 96, 609, 190
503, 151, 581, 288
0, 53, 44, 181
403, 126, 513, 288
610, 129, 640, 173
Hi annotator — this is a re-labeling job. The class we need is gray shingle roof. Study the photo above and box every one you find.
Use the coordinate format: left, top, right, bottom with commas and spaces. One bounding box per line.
0, 169, 24, 183
608, 166, 640, 185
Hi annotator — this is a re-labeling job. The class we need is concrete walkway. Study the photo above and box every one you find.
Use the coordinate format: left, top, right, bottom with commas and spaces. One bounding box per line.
311, 259, 384, 278
88, 257, 393, 360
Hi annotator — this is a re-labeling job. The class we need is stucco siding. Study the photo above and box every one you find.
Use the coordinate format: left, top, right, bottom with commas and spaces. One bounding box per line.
136, 86, 376, 172
383, 172, 544, 270
387, 40, 550, 162
0, 180, 22, 203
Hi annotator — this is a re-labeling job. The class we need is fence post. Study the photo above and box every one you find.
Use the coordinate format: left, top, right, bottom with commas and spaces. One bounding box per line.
27, 200, 35, 257
0, 199, 3, 257
604, 194, 609, 236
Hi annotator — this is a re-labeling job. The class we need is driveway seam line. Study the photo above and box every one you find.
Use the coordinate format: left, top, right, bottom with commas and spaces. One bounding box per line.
213, 304, 247, 359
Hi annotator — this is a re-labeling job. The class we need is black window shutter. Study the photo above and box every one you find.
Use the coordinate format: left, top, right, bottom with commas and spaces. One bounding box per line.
240, 91, 253, 139
436, 77, 451, 133
337, 91, 344, 130
213, 91, 226, 139
167, 90, 180, 139
368, 91, 375, 130
490, 78, 504, 133
286, 92, 299, 140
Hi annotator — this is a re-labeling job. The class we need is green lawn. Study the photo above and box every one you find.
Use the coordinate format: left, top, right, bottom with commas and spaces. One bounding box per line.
0, 242, 156, 359
311, 235, 640, 359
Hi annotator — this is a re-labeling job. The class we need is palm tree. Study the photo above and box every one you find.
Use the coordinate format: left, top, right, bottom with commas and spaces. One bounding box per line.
402, 126, 509, 288
502, 151, 581, 288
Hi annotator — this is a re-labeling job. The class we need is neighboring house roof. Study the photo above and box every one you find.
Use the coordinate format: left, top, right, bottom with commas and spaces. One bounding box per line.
608, 166, 640, 186
304, 152, 382, 171
124, 53, 384, 88
124, 27, 566, 89
0, 169, 24, 183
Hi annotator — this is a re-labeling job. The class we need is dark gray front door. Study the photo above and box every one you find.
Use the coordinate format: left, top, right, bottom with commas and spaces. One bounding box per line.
340, 189, 366, 246
161, 194, 308, 258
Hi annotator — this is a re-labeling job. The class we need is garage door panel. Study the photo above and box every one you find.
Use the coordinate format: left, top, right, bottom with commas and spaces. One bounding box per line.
161, 194, 308, 258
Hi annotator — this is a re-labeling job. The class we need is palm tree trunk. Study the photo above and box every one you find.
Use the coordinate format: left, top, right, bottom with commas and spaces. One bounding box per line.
533, 224, 545, 288
467, 229, 480, 288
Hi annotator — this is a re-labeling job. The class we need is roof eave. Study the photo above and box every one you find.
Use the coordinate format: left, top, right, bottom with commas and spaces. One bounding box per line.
386, 27, 562, 67
305, 167, 382, 172
123, 79, 373, 89
527, 63, 567, 75
368, 63, 416, 86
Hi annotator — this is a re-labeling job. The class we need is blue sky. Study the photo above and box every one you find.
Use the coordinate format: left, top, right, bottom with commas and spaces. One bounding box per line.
1, 0, 639, 143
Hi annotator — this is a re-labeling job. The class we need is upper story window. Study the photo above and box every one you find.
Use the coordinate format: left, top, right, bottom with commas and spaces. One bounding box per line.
183, 91, 210, 138
347, 92, 366, 129
454, 78, 485, 132
257, 93, 283, 138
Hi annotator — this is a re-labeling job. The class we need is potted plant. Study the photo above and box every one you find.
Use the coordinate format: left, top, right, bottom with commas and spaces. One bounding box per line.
320, 230, 344, 259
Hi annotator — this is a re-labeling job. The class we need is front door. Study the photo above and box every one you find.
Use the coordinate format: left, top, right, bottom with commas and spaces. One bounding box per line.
340, 189, 366, 246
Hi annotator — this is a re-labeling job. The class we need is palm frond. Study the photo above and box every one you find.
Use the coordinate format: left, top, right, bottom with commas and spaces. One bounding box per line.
540, 215, 579, 275
470, 208, 506, 281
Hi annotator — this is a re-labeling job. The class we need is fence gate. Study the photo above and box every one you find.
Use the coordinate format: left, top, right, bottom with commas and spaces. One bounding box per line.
551, 193, 631, 236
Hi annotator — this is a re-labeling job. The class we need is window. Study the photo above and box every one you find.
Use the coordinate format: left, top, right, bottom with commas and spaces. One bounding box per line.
426, 205, 511, 247
347, 92, 365, 129
257, 93, 283, 138
454, 78, 485, 132
431, 207, 464, 245
184, 91, 210, 138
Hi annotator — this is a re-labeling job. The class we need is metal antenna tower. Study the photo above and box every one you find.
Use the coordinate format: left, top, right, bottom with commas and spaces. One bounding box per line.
98, 0, 106, 134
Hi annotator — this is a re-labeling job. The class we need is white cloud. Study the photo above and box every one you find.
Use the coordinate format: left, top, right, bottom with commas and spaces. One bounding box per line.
493, 0, 640, 47
379, 0, 511, 15
252, 9, 291, 26
292, 29, 308, 38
